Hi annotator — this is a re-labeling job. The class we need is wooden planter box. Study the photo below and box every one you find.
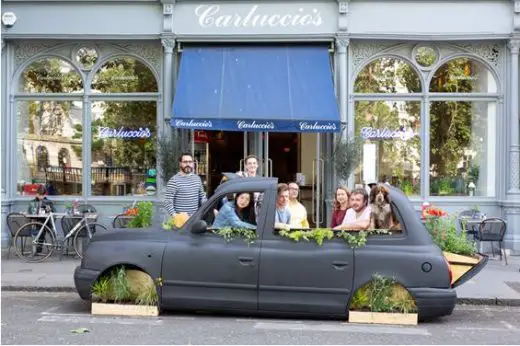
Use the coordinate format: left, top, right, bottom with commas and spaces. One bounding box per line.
91, 302, 159, 317
348, 311, 418, 325
443, 251, 485, 285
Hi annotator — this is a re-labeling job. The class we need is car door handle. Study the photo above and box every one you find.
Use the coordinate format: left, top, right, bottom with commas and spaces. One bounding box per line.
238, 257, 254, 266
332, 261, 349, 270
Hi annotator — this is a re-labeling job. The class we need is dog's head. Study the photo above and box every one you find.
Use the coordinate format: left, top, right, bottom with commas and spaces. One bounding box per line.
370, 183, 391, 206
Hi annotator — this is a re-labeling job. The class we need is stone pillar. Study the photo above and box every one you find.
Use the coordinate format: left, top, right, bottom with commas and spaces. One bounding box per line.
335, 36, 349, 141
508, 40, 520, 194
161, 35, 175, 138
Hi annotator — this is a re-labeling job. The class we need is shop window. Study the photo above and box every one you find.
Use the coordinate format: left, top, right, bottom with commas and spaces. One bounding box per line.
16, 101, 83, 196
354, 101, 421, 196
91, 57, 158, 93
36, 146, 49, 171
19, 57, 83, 93
429, 101, 496, 197
429, 57, 497, 93
354, 57, 421, 93
90, 101, 157, 196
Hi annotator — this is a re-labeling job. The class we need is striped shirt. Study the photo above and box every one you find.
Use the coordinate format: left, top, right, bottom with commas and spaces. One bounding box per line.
163, 172, 207, 216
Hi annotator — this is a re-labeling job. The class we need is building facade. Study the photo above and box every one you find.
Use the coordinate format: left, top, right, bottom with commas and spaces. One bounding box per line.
1, 0, 520, 254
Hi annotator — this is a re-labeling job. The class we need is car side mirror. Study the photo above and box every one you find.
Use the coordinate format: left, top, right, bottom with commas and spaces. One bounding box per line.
190, 220, 208, 234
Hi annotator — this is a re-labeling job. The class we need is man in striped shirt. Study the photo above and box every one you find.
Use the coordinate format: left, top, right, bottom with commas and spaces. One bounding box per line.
163, 152, 207, 217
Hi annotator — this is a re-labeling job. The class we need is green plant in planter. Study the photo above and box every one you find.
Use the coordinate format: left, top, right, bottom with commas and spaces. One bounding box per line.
212, 227, 257, 245
91, 266, 159, 306
349, 274, 417, 314
127, 201, 154, 228
333, 135, 362, 184
423, 214, 476, 256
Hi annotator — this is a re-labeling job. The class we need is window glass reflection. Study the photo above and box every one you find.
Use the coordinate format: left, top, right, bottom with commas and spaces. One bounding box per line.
354, 57, 421, 93
429, 101, 496, 197
430, 57, 497, 93
91, 101, 157, 196
91, 57, 158, 93
19, 58, 83, 93
354, 100, 421, 196
16, 101, 83, 196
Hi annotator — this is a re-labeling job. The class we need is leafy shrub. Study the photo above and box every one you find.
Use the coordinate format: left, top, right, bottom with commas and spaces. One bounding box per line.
127, 201, 154, 228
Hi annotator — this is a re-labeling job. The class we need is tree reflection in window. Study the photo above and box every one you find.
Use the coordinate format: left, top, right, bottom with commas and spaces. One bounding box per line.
91, 57, 158, 93
429, 58, 498, 196
20, 58, 83, 93
354, 57, 422, 94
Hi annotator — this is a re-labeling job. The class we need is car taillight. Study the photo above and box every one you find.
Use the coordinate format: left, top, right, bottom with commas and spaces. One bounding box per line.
444, 257, 453, 286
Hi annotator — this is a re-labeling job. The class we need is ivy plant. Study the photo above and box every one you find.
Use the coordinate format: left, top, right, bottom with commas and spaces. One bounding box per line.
211, 227, 257, 245
278, 228, 392, 248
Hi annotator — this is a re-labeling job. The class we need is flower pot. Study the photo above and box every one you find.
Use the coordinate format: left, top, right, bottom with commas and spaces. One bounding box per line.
91, 302, 158, 317
348, 311, 418, 325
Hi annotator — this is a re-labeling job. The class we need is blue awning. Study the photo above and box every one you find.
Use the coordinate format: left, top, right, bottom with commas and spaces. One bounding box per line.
171, 46, 340, 133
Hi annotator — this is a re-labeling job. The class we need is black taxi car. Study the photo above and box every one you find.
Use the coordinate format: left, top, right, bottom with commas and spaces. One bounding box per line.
74, 177, 486, 320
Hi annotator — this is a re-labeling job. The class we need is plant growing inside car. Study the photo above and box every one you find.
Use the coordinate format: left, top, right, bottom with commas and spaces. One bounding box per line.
423, 210, 476, 256
91, 266, 158, 306
349, 274, 417, 314
211, 227, 257, 245
278, 228, 391, 248
127, 201, 154, 228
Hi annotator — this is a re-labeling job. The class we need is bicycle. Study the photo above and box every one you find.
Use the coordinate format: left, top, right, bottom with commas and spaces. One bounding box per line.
13, 212, 108, 262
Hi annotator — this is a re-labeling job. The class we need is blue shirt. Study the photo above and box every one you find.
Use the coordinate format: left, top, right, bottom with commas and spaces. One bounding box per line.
212, 202, 256, 229
275, 207, 291, 224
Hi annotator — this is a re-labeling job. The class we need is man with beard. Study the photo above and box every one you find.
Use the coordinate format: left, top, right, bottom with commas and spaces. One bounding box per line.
164, 152, 207, 218
338, 188, 371, 230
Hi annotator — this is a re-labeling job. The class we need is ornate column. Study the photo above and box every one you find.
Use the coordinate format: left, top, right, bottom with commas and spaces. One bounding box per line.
161, 34, 175, 137
335, 36, 349, 139
508, 39, 520, 194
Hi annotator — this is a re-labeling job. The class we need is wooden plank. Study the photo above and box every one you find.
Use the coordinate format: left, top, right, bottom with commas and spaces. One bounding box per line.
348, 311, 418, 325
91, 303, 159, 317
443, 251, 480, 265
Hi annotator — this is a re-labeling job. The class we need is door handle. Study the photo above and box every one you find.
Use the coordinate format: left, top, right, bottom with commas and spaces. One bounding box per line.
238, 257, 254, 266
332, 261, 349, 270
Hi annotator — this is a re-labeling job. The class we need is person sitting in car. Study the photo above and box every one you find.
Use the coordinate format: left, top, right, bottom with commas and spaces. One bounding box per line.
212, 192, 257, 230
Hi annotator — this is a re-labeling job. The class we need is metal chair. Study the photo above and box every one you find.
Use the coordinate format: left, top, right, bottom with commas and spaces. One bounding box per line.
458, 209, 486, 238
6, 213, 32, 259
476, 217, 508, 265
112, 214, 133, 228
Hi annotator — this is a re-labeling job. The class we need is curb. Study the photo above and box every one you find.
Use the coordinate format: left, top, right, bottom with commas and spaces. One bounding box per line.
457, 297, 520, 306
2, 286, 77, 293
2, 286, 520, 306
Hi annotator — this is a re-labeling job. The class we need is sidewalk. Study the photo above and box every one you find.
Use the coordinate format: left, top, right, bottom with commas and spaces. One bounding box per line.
1, 250, 520, 305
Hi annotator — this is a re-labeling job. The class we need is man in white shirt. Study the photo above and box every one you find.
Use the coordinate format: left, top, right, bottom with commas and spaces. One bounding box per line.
339, 188, 371, 230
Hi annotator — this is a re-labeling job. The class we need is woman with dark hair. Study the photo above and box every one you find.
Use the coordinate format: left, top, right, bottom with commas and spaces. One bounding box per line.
212, 192, 256, 229
330, 186, 350, 228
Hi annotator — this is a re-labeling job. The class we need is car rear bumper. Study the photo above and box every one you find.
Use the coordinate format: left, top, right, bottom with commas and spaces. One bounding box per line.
74, 266, 100, 300
409, 287, 457, 319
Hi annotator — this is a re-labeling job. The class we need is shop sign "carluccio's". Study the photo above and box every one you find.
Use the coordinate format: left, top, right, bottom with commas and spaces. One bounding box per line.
194, 4, 323, 28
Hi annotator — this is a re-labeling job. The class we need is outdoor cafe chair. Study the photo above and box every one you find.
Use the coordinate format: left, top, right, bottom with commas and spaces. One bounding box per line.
77, 204, 97, 214
458, 209, 486, 239
476, 217, 508, 265
5, 213, 31, 259
112, 214, 133, 229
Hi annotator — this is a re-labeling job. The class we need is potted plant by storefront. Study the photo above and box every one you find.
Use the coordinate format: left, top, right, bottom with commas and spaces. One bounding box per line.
126, 201, 154, 228
91, 266, 160, 316
348, 274, 418, 325
422, 205, 487, 285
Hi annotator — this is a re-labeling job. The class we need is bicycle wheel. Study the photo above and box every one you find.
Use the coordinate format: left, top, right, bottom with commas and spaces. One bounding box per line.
13, 222, 57, 262
73, 222, 108, 258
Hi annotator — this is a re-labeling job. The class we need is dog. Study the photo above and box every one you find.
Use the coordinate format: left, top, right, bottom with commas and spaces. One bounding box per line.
369, 184, 395, 230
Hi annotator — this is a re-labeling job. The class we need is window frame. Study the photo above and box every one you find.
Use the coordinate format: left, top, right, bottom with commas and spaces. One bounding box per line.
352, 52, 501, 199
12, 53, 161, 199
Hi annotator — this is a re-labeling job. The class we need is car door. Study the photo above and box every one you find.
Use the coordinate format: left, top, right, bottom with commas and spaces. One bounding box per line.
160, 188, 269, 312
258, 214, 354, 315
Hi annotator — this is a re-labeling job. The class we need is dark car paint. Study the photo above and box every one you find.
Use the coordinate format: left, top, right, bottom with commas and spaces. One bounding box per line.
74, 178, 479, 319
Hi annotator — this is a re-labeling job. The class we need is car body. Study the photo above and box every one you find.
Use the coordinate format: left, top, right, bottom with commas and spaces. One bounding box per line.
74, 177, 487, 320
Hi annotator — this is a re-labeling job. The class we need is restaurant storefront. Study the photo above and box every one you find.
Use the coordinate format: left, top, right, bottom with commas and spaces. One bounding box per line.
1, 0, 519, 254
